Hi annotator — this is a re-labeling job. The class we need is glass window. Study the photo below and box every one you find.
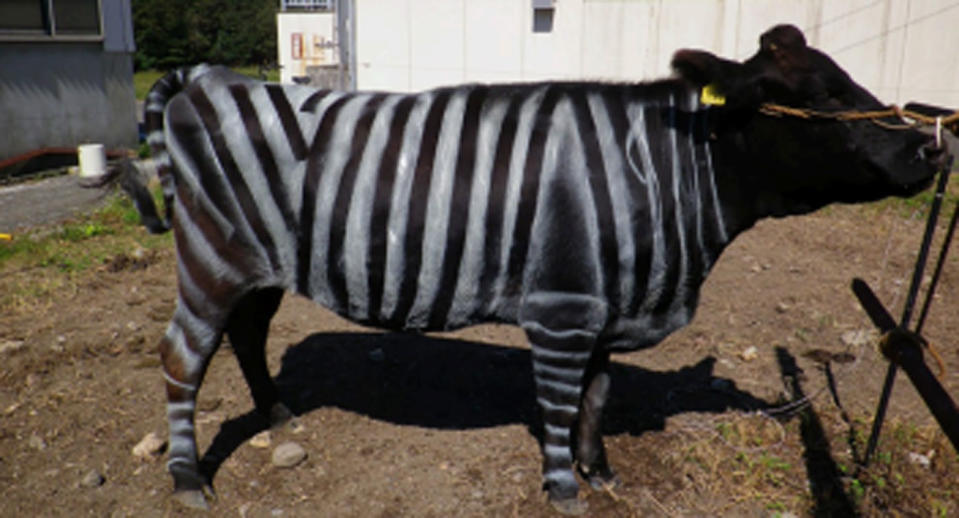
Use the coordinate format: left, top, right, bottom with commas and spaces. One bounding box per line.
52, 0, 100, 35
0, 0, 46, 32
533, 8, 554, 33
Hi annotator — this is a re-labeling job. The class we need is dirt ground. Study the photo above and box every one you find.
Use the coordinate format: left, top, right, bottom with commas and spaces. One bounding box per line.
2, 199, 959, 517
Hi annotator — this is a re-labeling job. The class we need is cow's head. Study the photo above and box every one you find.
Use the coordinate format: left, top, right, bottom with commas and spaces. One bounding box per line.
672, 25, 948, 217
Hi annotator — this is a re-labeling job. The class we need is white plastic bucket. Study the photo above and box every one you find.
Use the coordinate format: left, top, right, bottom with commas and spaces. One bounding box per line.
77, 143, 106, 177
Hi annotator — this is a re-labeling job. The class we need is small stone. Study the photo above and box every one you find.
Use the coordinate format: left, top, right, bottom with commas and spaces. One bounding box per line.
28, 434, 47, 451
0, 340, 24, 354
250, 430, 272, 449
132, 432, 166, 460
272, 441, 307, 468
80, 469, 105, 488
908, 451, 931, 469
775, 302, 791, 313
197, 397, 222, 412
126, 321, 140, 332
841, 329, 874, 348
740, 346, 758, 361
471, 490, 484, 500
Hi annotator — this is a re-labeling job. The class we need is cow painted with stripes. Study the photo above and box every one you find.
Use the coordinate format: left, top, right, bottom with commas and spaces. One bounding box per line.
102, 25, 946, 514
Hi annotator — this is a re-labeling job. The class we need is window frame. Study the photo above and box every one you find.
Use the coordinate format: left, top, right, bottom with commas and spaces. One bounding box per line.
0, 0, 103, 43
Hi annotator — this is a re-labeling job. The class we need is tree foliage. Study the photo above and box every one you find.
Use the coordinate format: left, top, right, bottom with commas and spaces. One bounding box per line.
132, 0, 277, 70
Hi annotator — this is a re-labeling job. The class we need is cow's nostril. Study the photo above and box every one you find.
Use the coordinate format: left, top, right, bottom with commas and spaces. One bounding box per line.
919, 140, 948, 164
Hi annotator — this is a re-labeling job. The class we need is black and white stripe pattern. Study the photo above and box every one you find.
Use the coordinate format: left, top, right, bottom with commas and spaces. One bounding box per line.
136, 65, 735, 510
101, 23, 948, 512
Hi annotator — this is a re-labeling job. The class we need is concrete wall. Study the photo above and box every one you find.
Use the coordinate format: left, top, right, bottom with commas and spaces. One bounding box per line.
353, 0, 959, 108
0, 0, 137, 162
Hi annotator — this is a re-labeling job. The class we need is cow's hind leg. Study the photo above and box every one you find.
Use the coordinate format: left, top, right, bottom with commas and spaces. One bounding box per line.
160, 303, 227, 510
224, 287, 294, 427
576, 348, 618, 489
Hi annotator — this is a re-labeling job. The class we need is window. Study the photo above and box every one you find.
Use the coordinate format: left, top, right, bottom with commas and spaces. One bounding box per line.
52, 0, 100, 35
0, 0, 100, 37
532, 8, 554, 33
0, 0, 47, 32
281, 0, 332, 11
532, 0, 554, 33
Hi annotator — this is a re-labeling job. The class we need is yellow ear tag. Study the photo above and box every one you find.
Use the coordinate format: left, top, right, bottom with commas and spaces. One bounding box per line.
700, 83, 726, 106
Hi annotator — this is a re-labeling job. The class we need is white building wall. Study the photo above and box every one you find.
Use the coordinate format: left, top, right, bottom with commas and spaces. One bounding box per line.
354, 0, 959, 107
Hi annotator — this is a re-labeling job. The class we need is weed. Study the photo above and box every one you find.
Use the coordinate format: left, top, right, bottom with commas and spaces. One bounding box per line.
760, 454, 791, 471
849, 478, 865, 502
877, 451, 892, 465
872, 474, 886, 489
716, 421, 734, 441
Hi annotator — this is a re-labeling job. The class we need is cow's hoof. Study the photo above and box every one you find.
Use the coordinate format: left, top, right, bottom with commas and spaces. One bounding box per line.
550, 497, 588, 516
171, 486, 214, 510
269, 402, 296, 429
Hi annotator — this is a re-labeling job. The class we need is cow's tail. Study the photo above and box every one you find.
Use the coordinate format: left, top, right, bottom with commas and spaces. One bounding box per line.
86, 64, 213, 234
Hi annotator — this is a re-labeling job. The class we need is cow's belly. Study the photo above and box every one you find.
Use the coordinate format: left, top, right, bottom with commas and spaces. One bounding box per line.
600, 302, 698, 351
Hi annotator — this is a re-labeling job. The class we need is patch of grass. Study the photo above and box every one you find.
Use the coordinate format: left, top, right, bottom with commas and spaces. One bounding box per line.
759, 454, 792, 472
133, 69, 165, 100
852, 419, 959, 516
0, 193, 171, 275
232, 65, 280, 82
0, 197, 171, 313
861, 178, 959, 218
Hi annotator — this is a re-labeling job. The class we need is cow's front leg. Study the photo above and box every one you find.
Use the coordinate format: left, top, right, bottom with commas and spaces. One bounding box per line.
576, 348, 618, 489
527, 324, 591, 514
522, 292, 608, 515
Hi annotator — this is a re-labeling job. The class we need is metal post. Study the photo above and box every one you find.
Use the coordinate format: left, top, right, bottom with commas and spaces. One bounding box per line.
335, 0, 356, 91
858, 156, 955, 467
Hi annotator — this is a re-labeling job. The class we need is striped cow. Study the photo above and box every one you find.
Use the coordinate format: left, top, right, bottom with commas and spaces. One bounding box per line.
100, 25, 946, 514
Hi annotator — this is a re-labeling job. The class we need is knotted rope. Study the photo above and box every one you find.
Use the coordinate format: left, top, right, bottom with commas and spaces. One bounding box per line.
759, 103, 959, 134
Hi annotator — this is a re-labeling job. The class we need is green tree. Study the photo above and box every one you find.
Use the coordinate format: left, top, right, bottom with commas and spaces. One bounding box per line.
132, 0, 277, 70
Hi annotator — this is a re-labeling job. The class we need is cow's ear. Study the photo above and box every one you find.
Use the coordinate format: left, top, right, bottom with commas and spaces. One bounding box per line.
757, 25, 809, 82
671, 50, 758, 107
671, 50, 739, 88
672, 25, 812, 107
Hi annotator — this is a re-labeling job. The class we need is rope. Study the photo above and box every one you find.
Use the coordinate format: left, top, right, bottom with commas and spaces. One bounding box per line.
759, 103, 959, 133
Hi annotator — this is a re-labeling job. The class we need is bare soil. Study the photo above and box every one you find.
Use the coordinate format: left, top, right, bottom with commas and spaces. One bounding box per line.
2, 202, 959, 517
